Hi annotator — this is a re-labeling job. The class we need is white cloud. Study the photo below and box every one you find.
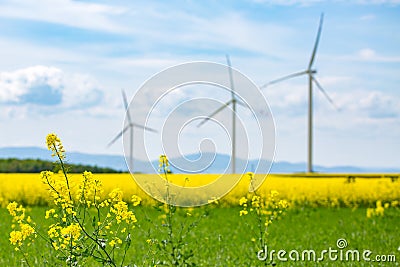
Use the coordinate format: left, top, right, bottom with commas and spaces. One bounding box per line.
356, 0, 400, 5
358, 48, 376, 60
0, 66, 105, 116
0, 0, 128, 33
335, 48, 400, 63
250, 0, 323, 6
359, 14, 376, 20
262, 74, 400, 120
345, 90, 400, 119
0, 66, 63, 104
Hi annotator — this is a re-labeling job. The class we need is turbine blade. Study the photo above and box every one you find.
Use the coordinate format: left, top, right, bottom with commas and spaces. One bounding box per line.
122, 89, 132, 124
197, 100, 233, 127
236, 100, 247, 108
226, 54, 236, 98
312, 76, 339, 110
107, 125, 130, 147
260, 70, 308, 90
308, 13, 324, 70
132, 123, 158, 133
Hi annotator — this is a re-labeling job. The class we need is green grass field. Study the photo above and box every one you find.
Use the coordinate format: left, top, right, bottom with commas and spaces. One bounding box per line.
1, 206, 398, 266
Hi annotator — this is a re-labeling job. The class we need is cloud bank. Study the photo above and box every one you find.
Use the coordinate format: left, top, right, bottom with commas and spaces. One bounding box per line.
0, 66, 104, 117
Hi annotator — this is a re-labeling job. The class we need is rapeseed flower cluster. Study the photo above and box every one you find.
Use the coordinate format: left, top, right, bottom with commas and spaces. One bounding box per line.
239, 172, 289, 254
110, 201, 137, 224
158, 154, 170, 174
47, 223, 81, 250
7, 202, 36, 251
76, 170, 103, 207
46, 133, 65, 160
366, 200, 396, 218
239, 190, 289, 226
7, 133, 142, 266
41, 170, 75, 219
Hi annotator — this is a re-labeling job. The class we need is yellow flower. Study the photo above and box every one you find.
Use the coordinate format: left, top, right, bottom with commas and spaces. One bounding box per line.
45, 209, 56, 219
46, 133, 60, 150
40, 170, 54, 185
48, 225, 60, 238
208, 197, 219, 205
158, 155, 170, 173
239, 210, 248, 216
366, 208, 375, 218
9, 230, 23, 246
270, 190, 279, 198
60, 223, 81, 243
239, 197, 248, 206
251, 195, 260, 208
7, 202, 26, 222
375, 206, 384, 216
131, 195, 142, 206
109, 188, 123, 202
279, 200, 289, 209
247, 172, 254, 180
110, 201, 137, 224
52, 242, 59, 251
7, 202, 18, 217
9, 223, 35, 247
46, 133, 65, 159
20, 223, 35, 238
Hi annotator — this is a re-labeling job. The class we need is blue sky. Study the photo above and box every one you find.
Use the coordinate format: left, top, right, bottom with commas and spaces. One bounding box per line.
0, 0, 399, 169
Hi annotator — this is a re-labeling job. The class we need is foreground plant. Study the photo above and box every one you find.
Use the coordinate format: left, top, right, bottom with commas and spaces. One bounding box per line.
239, 172, 289, 264
143, 155, 203, 266
7, 133, 141, 266
7, 201, 36, 265
366, 200, 399, 218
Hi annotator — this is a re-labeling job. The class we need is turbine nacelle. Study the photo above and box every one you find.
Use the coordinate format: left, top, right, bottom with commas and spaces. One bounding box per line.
308, 70, 317, 75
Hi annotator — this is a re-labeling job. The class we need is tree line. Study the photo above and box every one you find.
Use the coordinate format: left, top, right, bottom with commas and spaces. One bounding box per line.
0, 158, 122, 173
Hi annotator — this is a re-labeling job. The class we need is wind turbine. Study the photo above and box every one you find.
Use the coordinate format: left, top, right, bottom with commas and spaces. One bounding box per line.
260, 13, 337, 173
108, 90, 157, 171
197, 55, 244, 174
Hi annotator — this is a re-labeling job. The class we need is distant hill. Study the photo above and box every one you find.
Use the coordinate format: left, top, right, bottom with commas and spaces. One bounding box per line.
0, 146, 399, 174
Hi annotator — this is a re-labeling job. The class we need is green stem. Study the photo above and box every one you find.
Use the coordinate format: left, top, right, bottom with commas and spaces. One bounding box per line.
120, 233, 130, 267
53, 144, 73, 203
73, 215, 117, 267
18, 247, 31, 267
163, 163, 177, 264
249, 176, 266, 254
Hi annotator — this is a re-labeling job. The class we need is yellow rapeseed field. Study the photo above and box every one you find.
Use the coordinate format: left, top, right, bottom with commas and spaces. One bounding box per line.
0, 173, 398, 208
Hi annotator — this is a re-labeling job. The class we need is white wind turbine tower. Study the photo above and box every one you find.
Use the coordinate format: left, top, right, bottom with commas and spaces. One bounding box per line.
197, 55, 245, 174
108, 90, 157, 171
260, 13, 338, 173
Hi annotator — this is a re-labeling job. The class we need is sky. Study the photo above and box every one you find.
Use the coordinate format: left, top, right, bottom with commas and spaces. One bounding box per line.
0, 0, 399, 169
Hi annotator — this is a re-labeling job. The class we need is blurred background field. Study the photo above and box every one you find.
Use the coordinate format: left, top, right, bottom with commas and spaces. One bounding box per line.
1, 173, 399, 208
